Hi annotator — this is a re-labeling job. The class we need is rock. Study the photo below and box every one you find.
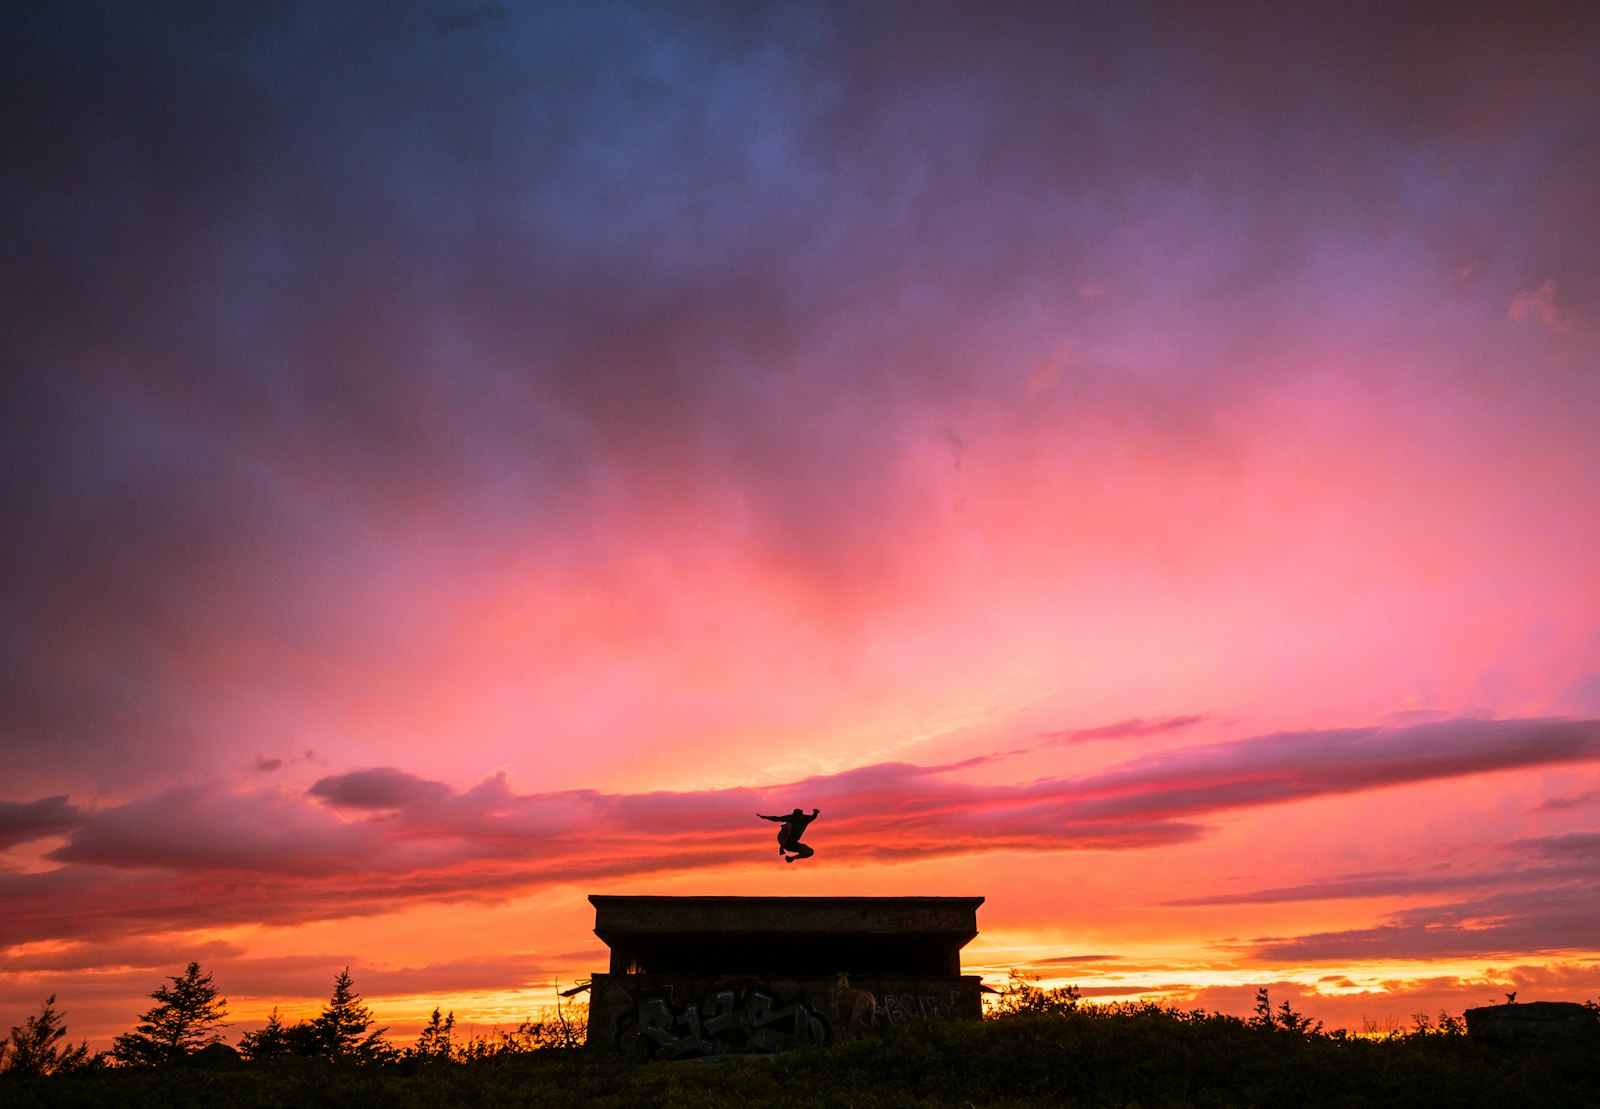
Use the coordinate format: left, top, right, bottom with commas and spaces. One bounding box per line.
1464, 1002, 1600, 1048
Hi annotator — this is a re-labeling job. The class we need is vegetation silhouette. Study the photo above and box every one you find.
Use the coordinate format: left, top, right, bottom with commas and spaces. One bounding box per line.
314, 967, 391, 1063
409, 1007, 455, 1063
110, 962, 229, 1066
0, 995, 93, 1077
235, 1008, 296, 1061
238, 967, 392, 1064
234, 968, 585, 1066
6, 967, 1600, 1106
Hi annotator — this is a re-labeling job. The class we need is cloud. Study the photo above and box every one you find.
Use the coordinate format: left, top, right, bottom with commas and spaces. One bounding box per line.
204, 951, 589, 1003
1042, 714, 1209, 745
0, 795, 85, 849
1535, 788, 1600, 812
1228, 829, 1600, 963
1165, 870, 1491, 907
1514, 830, 1600, 858
3, 3, 1598, 1047
3, 0, 1597, 805
310, 767, 454, 811
1508, 279, 1571, 334
1064, 717, 1600, 821
1249, 882, 1600, 962
0, 936, 245, 974
45, 784, 392, 876
4, 715, 1598, 948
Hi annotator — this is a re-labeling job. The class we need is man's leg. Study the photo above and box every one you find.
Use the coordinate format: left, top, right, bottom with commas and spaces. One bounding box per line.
786, 842, 814, 862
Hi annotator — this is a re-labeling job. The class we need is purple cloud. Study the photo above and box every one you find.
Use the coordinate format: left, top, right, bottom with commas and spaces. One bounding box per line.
1250, 882, 1600, 962
1165, 870, 1491, 907
1535, 789, 1600, 812
3, 714, 1597, 949
310, 767, 454, 811
1058, 717, 1600, 821
1221, 829, 1600, 963
0, 794, 84, 849
4, 2, 1597, 804
46, 784, 391, 876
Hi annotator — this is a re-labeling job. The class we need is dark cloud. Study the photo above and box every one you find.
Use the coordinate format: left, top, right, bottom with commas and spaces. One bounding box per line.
0, 794, 84, 849
310, 767, 454, 810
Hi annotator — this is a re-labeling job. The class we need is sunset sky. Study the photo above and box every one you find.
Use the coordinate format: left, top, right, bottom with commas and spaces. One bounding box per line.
4, 1, 1599, 1048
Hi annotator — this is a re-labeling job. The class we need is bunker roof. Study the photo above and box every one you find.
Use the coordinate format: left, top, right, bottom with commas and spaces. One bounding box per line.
588, 895, 985, 977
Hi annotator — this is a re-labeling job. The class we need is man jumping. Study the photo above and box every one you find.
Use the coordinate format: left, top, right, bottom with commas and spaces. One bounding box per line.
757, 808, 820, 862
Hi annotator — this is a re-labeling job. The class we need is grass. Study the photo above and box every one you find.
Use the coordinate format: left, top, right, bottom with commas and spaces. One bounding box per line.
4, 1003, 1598, 1108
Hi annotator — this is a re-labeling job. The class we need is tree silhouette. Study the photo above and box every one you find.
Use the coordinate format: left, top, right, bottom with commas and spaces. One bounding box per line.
237, 1007, 292, 1061
111, 962, 229, 1065
409, 1006, 455, 1062
1, 995, 93, 1076
313, 967, 390, 1063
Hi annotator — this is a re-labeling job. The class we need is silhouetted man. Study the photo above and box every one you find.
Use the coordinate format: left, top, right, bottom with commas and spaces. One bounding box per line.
758, 807, 819, 862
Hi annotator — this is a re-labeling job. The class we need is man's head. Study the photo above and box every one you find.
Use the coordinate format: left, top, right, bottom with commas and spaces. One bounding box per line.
791, 807, 803, 816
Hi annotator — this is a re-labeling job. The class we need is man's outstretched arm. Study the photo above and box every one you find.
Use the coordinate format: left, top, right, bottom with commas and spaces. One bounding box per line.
756, 813, 783, 822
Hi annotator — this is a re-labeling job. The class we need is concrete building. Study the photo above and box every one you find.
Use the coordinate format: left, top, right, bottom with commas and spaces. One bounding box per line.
585, 894, 986, 1057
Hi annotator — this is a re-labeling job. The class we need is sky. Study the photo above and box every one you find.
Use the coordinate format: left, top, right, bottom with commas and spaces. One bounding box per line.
3, 0, 1599, 1048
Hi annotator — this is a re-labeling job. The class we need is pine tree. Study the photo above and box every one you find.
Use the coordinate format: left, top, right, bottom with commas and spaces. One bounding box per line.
313, 967, 391, 1062
1, 995, 92, 1076
409, 1006, 455, 1061
237, 1007, 293, 1061
111, 962, 229, 1065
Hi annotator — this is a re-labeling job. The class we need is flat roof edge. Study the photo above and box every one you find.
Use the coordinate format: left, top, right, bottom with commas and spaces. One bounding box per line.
589, 895, 985, 906
589, 895, 986, 941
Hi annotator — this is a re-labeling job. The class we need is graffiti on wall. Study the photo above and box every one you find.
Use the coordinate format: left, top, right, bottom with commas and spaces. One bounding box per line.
609, 981, 972, 1059
878, 991, 965, 1024
615, 985, 826, 1058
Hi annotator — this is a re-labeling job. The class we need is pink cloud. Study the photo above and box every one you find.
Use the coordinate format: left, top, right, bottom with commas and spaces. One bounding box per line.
4, 715, 1597, 951
1042, 714, 1209, 745
47, 784, 391, 876
1166, 870, 1490, 907
1508, 278, 1570, 333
